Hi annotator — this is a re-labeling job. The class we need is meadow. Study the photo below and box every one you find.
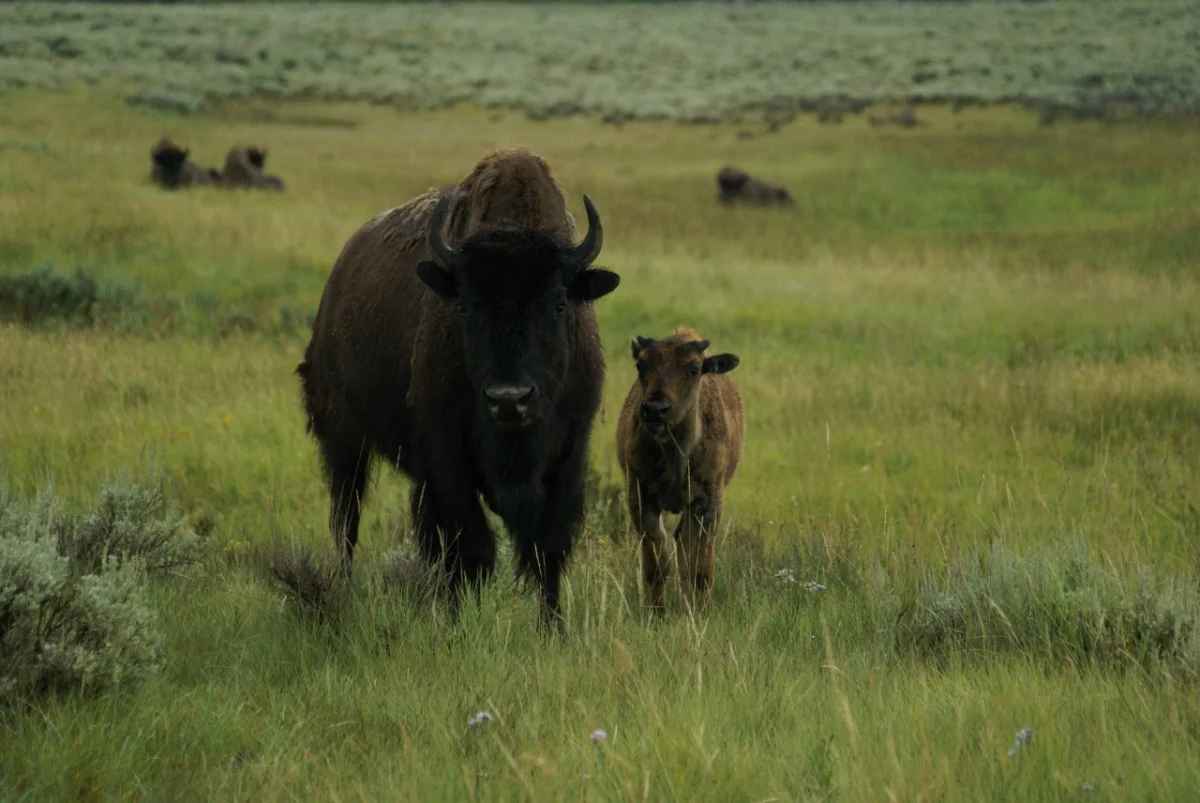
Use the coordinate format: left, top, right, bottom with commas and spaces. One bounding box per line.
3, 2, 1200, 800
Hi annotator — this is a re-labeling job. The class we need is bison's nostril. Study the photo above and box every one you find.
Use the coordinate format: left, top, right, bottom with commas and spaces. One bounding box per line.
485, 385, 534, 405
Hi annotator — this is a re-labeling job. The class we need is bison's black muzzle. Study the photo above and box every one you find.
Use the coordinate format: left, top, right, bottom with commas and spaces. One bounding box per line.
485, 383, 536, 427
640, 398, 671, 431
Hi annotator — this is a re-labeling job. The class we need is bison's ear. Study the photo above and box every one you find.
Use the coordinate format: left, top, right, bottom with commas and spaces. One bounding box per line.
702, 353, 740, 375
416, 260, 458, 299
569, 269, 620, 302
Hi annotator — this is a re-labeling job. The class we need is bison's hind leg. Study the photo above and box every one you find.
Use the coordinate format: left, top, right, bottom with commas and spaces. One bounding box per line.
319, 436, 374, 574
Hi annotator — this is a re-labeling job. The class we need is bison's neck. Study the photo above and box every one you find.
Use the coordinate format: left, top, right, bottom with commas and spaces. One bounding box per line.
641, 406, 701, 474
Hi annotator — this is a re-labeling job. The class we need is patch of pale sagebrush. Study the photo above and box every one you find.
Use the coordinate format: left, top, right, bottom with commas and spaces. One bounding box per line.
0, 265, 316, 339
894, 539, 1200, 674
0, 2, 1197, 123
0, 475, 200, 702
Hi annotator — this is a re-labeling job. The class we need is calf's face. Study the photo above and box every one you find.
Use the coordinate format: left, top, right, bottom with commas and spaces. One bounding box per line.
630, 335, 739, 435
417, 194, 619, 430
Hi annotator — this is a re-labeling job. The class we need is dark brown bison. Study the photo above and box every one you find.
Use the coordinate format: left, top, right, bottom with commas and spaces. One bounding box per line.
149, 137, 220, 189
616, 326, 744, 609
219, 146, 285, 190
296, 148, 620, 633
716, 166, 793, 206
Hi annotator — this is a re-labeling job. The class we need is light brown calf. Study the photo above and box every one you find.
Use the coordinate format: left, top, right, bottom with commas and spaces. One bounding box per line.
616, 326, 745, 608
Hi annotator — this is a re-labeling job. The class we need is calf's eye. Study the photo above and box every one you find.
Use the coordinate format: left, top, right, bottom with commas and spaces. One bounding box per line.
555, 302, 567, 315
690, 365, 701, 377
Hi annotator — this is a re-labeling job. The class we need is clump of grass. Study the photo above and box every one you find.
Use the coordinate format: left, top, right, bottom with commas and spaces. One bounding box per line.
0, 473, 200, 702
895, 540, 1200, 674
378, 543, 445, 607
266, 536, 346, 624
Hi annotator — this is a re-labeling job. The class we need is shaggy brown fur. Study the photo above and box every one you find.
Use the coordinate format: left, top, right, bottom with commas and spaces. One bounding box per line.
296, 147, 619, 633
616, 326, 745, 609
219, 146, 285, 191
716, 166, 793, 206
149, 137, 220, 189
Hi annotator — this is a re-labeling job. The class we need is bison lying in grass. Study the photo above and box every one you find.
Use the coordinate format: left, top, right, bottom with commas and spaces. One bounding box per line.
616, 327, 745, 609
149, 137, 220, 189
296, 147, 620, 633
220, 146, 285, 191
716, 166, 793, 206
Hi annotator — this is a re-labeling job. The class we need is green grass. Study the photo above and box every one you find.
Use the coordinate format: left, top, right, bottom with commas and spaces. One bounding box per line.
2, 74, 1200, 800
2, 1, 1200, 120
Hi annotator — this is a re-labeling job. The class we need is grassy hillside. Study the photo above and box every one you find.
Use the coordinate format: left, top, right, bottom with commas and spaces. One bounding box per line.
1, 1, 1199, 120
1, 38, 1200, 803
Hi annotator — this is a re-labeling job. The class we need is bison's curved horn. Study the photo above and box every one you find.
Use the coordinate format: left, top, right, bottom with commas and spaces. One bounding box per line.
571, 194, 603, 269
427, 194, 465, 271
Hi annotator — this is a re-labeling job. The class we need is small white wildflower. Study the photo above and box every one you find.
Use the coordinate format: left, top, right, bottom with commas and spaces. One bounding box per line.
775, 569, 796, 583
468, 711, 494, 727
590, 729, 608, 744
582, 774, 592, 782
860, 465, 870, 473
802, 580, 826, 593
1007, 726, 1033, 757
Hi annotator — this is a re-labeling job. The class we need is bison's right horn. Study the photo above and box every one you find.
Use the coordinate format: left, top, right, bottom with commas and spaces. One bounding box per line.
571, 194, 603, 269
427, 194, 465, 271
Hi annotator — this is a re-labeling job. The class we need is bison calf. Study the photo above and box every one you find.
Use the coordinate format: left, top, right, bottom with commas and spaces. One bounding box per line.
716, 166, 793, 206
616, 327, 745, 609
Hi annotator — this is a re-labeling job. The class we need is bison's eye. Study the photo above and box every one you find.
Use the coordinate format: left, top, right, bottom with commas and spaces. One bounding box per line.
456, 303, 468, 316
689, 365, 701, 377
555, 301, 567, 316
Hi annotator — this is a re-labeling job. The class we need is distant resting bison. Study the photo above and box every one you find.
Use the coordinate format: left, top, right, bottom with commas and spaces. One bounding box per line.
716, 166, 793, 206
149, 137, 220, 189
617, 327, 744, 609
220, 146, 285, 191
296, 147, 620, 633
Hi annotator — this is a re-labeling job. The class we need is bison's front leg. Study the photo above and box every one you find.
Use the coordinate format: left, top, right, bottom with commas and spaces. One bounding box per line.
675, 485, 720, 607
628, 478, 671, 610
515, 431, 591, 636
411, 476, 496, 618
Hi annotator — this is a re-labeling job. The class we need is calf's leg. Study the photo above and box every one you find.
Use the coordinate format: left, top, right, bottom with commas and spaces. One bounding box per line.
675, 488, 720, 606
629, 481, 671, 609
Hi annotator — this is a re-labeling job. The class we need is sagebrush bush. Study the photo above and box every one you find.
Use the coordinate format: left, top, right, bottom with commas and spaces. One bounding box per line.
895, 540, 1200, 673
0, 477, 201, 702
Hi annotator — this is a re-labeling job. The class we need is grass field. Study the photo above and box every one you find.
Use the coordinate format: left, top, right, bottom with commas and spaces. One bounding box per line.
3, 8, 1200, 798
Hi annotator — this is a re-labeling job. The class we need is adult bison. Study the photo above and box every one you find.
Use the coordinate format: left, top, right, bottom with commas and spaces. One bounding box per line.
149, 137, 220, 189
296, 148, 620, 633
716, 166, 793, 206
219, 146, 285, 190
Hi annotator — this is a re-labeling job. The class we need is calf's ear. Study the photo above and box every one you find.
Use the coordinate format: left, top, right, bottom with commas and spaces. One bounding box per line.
569, 269, 620, 302
416, 260, 459, 299
702, 353, 740, 375
631, 335, 653, 360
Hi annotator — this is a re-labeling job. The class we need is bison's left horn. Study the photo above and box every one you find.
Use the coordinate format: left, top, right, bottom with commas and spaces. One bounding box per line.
427, 194, 465, 271
571, 194, 603, 269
